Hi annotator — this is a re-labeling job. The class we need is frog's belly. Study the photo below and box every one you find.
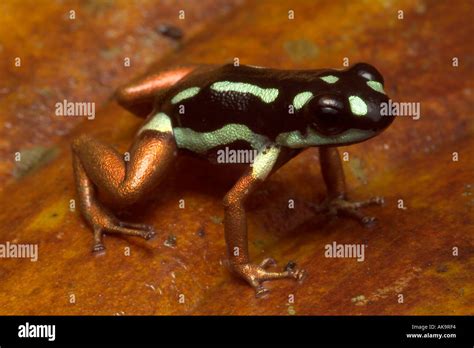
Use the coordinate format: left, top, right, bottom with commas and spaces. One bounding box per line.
172, 123, 270, 155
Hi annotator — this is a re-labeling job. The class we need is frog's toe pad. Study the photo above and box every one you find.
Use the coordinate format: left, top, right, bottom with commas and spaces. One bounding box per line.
285, 261, 306, 281
255, 285, 270, 298
141, 230, 156, 240
92, 242, 105, 253
260, 257, 277, 269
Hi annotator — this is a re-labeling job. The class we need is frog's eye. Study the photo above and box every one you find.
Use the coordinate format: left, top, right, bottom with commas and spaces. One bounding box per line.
317, 95, 344, 114
308, 94, 348, 135
351, 62, 385, 84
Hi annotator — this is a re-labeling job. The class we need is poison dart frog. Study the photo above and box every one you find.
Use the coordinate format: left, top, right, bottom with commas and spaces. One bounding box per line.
72, 63, 394, 297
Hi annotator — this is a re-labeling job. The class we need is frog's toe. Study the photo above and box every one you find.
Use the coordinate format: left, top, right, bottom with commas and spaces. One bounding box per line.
349, 196, 384, 209
259, 257, 277, 269
106, 222, 156, 240
118, 221, 155, 232
232, 260, 305, 298
92, 242, 105, 253
255, 285, 270, 298
285, 261, 306, 281
310, 196, 384, 227
141, 229, 156, 240
339, 207, 377, 227
336, 196, 383, 226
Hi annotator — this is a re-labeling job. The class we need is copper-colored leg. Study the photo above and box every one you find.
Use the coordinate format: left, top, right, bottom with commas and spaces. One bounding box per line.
316, 146, 384, 226
115, 66, 198, 117
223, 147, 305, 297
72, 131, 176, 251
319, 146, 346, 200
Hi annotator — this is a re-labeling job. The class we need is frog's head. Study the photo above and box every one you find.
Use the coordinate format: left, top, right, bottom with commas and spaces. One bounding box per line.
291, 63, 395, 147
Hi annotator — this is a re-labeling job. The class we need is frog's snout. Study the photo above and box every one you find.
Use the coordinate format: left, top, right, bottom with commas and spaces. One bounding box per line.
373, 93, 395, 132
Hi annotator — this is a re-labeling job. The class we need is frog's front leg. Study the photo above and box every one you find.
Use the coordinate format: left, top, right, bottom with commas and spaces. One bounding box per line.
72, 130, 176, 252
224, 145, 305, 297
317, 146, 384, 225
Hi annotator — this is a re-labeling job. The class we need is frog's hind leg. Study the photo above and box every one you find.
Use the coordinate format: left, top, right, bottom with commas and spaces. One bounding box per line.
72, 126, 177, 252
116, 66, 197, 117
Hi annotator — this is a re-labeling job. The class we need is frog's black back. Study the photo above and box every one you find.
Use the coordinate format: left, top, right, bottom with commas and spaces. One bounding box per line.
160, 64, 331, 140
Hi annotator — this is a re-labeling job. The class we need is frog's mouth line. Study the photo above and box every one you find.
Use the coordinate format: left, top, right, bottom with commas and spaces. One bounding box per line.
275, 127, 377, 148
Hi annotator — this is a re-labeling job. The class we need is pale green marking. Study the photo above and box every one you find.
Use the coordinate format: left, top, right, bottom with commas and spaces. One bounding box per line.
367, 80, 385, 94
348, 96, 368, 116
276, 127, 374, 148
251, 145, 280, 180
293, 91, 313, 110
171, 87, 201, 104
174, 124, 269, 154
320, 75, 339, 84
211, 81, 279, 103
139, 112, 173, 134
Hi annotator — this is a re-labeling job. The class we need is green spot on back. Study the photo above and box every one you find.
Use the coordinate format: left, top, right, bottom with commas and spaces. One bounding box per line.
367, 80, 385, 94
211, 81, 279, 103
320, 75, 339, 84
171, 87, 201, 104
348, 96, 368, 116
293, 91, 313, 110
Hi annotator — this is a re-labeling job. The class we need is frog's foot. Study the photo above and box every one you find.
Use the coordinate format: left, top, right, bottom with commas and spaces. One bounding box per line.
232, 259, 305, 298
312, 196, 384, 226
85, 203, 155, 252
